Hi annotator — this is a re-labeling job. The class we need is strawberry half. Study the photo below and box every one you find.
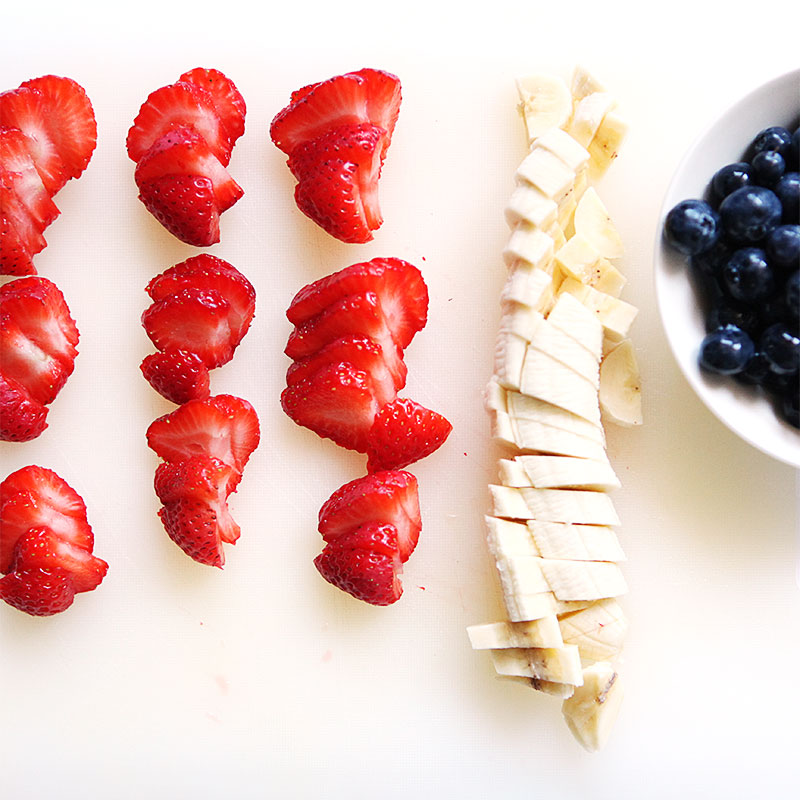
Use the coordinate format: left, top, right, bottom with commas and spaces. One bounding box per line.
317, 470, 421, 562
0, 180, 46, 259
365, 398, 452, 472
313, 521, 403, 606
0, 372, 49, 442
140, 350, 211, 405
1, 210, 36, 275
178, 68, 246, 148
0, 567, 75, 616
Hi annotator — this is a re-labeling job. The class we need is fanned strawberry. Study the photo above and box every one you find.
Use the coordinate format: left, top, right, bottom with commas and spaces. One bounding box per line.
0, 181, 46, 257
0, 211, 35, 275
313, 521, 403, 606
0, 567, 75, 616
286, 257, 428, 348
134, 126, 243, 213
366, 398, 452, 472
0, 372, 49, 442
158, 499, 225, 567
317, 470, 421, 562
178, 68, 246, 147
126, 81, 233, 166
140, 350, 211, 405
281, 361, 379, 452
137, 174, 220, 247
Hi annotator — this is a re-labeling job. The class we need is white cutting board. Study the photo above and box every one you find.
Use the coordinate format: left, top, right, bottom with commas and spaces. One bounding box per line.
1, 2, 799, 798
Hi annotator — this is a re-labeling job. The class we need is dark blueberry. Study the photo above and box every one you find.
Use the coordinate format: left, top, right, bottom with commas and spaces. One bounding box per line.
698, 325, 755, 375
780, 390, 800, 428
718, 186, 782, 243
711, 162, 752, 202
751, 150, 785, 187
765, 224, 800, 271
791, 128, 800, 171
707, 303, 760, 335
759, 295, 792, 332
735, 351, 772, 385
720, 247, 775, 304
664, 199, 720, 255
750, 126, 793, 159
690, 238, 734, 278
786, 271, 800, 320
774, 172, 799, 223
760, 322, 800, 375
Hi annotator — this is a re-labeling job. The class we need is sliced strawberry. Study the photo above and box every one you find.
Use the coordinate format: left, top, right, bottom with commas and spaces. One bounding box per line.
142, 287, 236, 368
145, 255, 255, 346
313, 522, 403, 606
140, 350, 211, 405
178, 68, 246, 148
0, 567, 75, 616
0, 212, 35, 275
317, 470, 421, 562
10, 526, 107, 593
158, 499, 225, 568
0, 465, 93, 573
0, 372, 49, 442
146, 394, 260, 481
19, 75, 97, 181
270, 68, 401, 156
366, 398, 452, 472
134, 126, 243, 213
137, 174, 220, 247
281, 361, 379, 452
126, 81, 233, 166
0, 180, 46, 256
286, 257, 428, 349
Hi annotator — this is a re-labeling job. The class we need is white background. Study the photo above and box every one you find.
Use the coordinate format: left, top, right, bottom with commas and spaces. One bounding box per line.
1, 1, 798, 797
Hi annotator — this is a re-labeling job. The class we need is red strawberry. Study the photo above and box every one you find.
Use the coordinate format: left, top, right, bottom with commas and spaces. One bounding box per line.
178, 68, 246, 148
270, 68, 401, 157
0, 567, 75, 616
366, 398, 452, 472
126, 81, 233, 166
286, 257, 428, 349
317, 470, 421, 562
146, 394, 260, 482
137, 174, 220, 247
281, 361, 379, 452
145, 255, 256, 347
0, 180, 46, 257
134, 126, 243, 213
313, 521, 403, 606
0, 211, 35, 275
140, 350, 211, 405
0, 372, 49, 442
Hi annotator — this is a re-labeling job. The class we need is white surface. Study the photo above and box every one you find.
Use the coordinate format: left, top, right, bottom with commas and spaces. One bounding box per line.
655, 68, 800, 468
1, 2, 799, 798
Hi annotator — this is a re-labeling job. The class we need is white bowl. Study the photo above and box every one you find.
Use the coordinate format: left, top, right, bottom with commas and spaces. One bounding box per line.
654, 68, 800, 469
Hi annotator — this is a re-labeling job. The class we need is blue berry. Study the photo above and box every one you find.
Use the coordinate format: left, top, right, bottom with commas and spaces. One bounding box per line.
698, 325, 755, 375
711, 162, 751, 202
750, 126, 793, 159
735, 351, 772, 385
664, 199, 720, 255
760, 322, 800, 375
718, 186, 782, 243
774, 172, 799, 223
786, 271, 800, 320
779, 376, 800, 428
690, 238, 734, 278
721, 248, 775, 304
751, 150, 785, 187
765, 224, 800, 271
707, 302, 760, 335
791, 128, 800, 171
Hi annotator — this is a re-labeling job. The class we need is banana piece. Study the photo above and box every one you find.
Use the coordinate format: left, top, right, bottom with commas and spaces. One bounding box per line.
491, 645, 584, 686
535, 128, 590, 173
570, 65, 606, 102
503, 223, 555, 271
567, 91, 617, 147
545, 291, 604, 359
510, 415, 609, 460
573, 187, 624, 259
508, 591, 592, 623
528, 520, 625, 562
507, 390, 605, 444
516, 74, 572, 144
516, 455, 620, 492
599, 339, 643, 427
468, 617, 564, 649
501, 264, 553, 309
587, 111, 629, 179
494, 330, 528, 391
485, 376, 508, 413
516, 146, 577, 201
558, 599, 628, 664
528, 317, 600, 387
557, 278, 639, 341
505, 182, 559, 230
489, 485, 620, 526
562, 662, 624, 752
499, 302, 543, 341
490, 409, 517, 450
485, 515, 539, 558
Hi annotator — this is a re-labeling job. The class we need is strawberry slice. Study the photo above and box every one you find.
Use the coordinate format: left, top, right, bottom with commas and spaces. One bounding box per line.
0, 567, 75, 616
126, 81, 233, 166
0, 180, 46, 257
134, 126, 243, 213
178, 68, 246, 148
366, 398, 452, 472
137, 174, 220, 247
281, 361, 380, 452
286, 257, 428, 349
140, 350, 211, 405
270, 68, 401, 157
146, 394, 260, 482
317, 470, 421, 562
0, 372, 49, 442
313, 521, 403, 606
1, 211, 35, 275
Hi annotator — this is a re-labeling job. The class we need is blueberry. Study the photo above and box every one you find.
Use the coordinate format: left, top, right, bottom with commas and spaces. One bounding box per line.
750, 126, 793, 159
765, 224, 800, 271
735, 351, 772, 385
786, 271, 800, 319
774, 172, 799, 223
698, 325, 755, 375
791, 128, 800, 171
720, 247, 775, 304
664, 199, 721, 255
711, 162, 752, 202
780, 390, 800, 428
751, 150, 785, 187
718, 186, 783, 243
707, 302, 760, 335
690, 238, 734, 278
760, 322, 800, 374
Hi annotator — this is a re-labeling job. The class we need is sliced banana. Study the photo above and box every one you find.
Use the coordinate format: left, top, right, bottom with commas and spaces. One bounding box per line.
489, 485, 620, 526
558, 599, 628, 664
507, 390, 605, 444
545, 291, 604, 359
516, 74, 572, 144
485, 515, 539, 558
567, 91, 616, 147
505, 182, 558, 230
510, 416, 609, 461
562, 662, 624, 752
599, 339, 643, 427
516, 146, 577, 201
468, 617, 564, 649
528, 519, 625, 562
503, 223, 555, 271
570, 65, 606, 102
491, 645, 584, 686
557, 277, 639, 341
573, 187, 624, 259
588, 111, 629, 179
516, 455, 620, 492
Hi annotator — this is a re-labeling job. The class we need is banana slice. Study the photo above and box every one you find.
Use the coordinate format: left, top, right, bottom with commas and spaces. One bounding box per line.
588, 111, 629, 179
557, 278, 638, 341
507, 390, 605, 443
567, 91, 617, 147
558, 599, 628, 664
516, 455, 620, 492
503, 223, 555, 271
491, 645, 584, 686
485, 515, 539, 558
516, 146, 577, 201
510, 416, 609, 461
535, 128, 590, 172
516, 74, 572, 144
545, 292, 604, 359
505, 182, 559, 230
573, 187, 624, 259
528, 520, 625, 562
570, 65, 606, 102
562, 662, 624, 752
599, 339, 643, 427
529, 316, 600, 386
508, 591, 592, 623
468, 617, 564, 649
501, 263, 553, 309
494, 330, 528, 391
489, 485, 620, 526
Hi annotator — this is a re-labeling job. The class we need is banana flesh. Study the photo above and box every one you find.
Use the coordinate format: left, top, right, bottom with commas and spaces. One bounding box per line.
562, 662, 624, 752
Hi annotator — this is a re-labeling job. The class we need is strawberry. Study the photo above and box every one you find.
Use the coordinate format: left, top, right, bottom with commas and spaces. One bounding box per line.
146, 394, 260, 482
178, 68, 246, 148
0, 567, 75, 616
140, 350, 211, 405
0, 211, 35, 275
137, 174, 220, 247
134, 125, 243, 213
313, 521, 403, 606
270, 68, 401, 157
0, 372, 49, 442
126, 81, 233, 166
0, 180, 46, 258
317, 470, 421, 562
281, 361, 380, 452
286, 257, 428, 349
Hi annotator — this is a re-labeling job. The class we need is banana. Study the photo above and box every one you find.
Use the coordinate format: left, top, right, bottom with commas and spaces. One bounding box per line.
516, 455, 620, 492
544, 291, 604, 359
485, 376, 508, 414
516, 74, 572, 144
528, 520, 625, 562
557, 277, 639, 341
587, 111, 629, 179
567, 91, 617, 147
508, 591, 592, 623
599, 338, 643, 427
507, 390, 605, 443
499, 303, 544, 341
558, 599, 628, 664
535, 127, 590, 172
467, 617, 563, 649
490, 645, 584, 686
570, 65, 606, 102
503, 223, 555, 271
505, 182, 558, 230
528, 317, 600, 387
510, 415, 609, 460
501, 263, 553, 309
490, 408, 517, 450
489, 485, 620, 526
562, 662, 624, 752
494, 330, 528, 391
573, 187, 624, 259
485, 515, 539, 558
516, 146, 577, 201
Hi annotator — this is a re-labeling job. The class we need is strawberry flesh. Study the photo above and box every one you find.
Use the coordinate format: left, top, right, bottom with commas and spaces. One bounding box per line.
140, 349, 211, 405
0, 372, 49, 442
0, 567, 75, 616
178, 68, 246, 147
1, 210, 36, 275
